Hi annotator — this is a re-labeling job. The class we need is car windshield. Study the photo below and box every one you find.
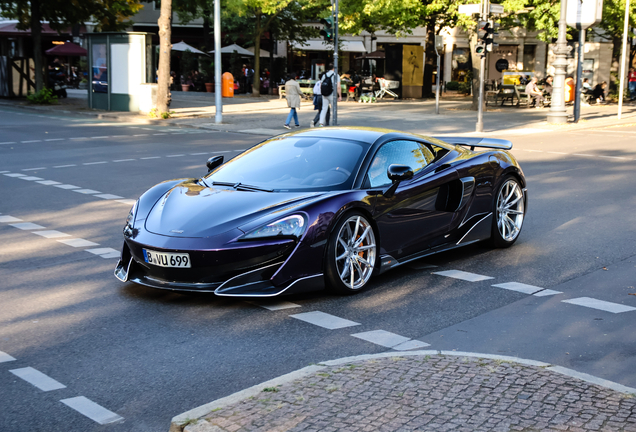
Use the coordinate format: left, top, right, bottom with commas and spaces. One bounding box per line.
205, 137, 367, 191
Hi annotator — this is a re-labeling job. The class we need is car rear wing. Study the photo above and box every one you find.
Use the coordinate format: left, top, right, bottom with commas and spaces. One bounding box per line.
433, 136, 513, 151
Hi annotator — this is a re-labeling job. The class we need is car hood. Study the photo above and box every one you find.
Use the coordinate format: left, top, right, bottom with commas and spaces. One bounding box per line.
144, 181, 324, 238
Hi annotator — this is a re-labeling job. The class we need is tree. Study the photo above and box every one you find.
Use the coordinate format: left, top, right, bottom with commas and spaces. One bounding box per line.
156, 0, 172, 115
224, 0, 321, 96
0, 0, 143, 92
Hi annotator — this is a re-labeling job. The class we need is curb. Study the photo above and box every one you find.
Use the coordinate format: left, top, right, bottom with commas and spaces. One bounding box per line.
168, 350, 636, 432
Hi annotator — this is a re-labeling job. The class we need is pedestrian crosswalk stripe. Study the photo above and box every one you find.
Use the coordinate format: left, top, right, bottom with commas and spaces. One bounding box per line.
562, 297, 636, 314
60, 396, 124, 425
534, 289, 562, 297
10, 367, 66, 392
248, 301, 301, 311
0, 351, 16, 363
492, 282, 542, 295
0, 215, 23, 223
351, 330, 430, 350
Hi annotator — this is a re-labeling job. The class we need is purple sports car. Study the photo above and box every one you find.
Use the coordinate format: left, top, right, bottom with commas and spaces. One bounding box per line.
115, 127, 527, 297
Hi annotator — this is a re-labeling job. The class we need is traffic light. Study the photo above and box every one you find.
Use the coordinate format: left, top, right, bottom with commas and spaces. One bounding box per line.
475, 21, 489, 56
485, 21, 496, 52
320, 17, 333, 42
475, 42, 486, 55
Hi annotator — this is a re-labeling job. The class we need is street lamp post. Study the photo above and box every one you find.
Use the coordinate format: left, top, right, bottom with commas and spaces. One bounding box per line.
547, 0, 570, 124
333, 0, 339, 126
214, 0, 222, 124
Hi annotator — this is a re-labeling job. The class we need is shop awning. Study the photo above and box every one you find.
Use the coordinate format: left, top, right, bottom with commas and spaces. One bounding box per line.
209, 44, 254, 56
45, 42, 87, 56
172, 41, 208, 55
292, 40, 367, 53
356, 49, 385, 60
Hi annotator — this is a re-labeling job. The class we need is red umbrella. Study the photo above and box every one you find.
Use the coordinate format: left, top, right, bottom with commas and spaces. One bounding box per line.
45, 42, 87, 57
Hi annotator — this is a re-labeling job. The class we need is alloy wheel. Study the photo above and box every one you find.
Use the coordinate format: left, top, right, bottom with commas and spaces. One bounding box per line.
496, 179, 525, 242
334, 215, 376, 290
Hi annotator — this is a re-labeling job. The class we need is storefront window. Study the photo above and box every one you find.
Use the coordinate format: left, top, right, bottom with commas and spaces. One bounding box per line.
451, 48, 470, 82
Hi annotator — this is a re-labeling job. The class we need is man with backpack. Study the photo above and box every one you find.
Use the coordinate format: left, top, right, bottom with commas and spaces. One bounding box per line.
318, 63, 341, 127
311, 74, 330, 127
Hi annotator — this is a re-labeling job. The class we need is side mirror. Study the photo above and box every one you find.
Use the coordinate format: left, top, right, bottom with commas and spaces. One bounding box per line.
206, 155, 224, 172
383, 164, 413, 198
387, 164, 413, 182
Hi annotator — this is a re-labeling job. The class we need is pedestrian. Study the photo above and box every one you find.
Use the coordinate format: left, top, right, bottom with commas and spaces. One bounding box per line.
318, 63, 342, 127
592, 81, 607, 104
245, 64, 254, 94
311, 75, 330, 127
629, 67, 636, 101
284, 73, 302, 129
525, 76, 544, 108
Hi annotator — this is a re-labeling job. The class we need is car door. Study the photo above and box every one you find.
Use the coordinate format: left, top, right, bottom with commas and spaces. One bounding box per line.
368, 140, 460, 259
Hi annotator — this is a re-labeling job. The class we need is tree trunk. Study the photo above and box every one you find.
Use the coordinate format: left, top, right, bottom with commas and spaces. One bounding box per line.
202, 8, 211, 51
252, 10, 261, 97
469, 34, 481, 111
269, 36, 274, 95
422, 20, 436, 98
31, 0, 43, 92
157, 0, 173, 115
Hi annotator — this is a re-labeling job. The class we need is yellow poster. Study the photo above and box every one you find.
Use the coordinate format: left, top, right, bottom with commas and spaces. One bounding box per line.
402, 45, 424, 87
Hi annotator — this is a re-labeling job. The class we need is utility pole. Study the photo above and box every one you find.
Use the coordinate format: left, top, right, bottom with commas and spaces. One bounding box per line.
435, 35, 443, 115
332, 0, 339, 126
214, 0, 222, 124
573, 29, 585, 123
547, 0, 570, 124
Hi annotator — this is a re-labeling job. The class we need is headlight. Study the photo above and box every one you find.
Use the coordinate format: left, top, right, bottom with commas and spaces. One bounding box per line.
124, 200, 139, 237
243, 215, 306, 239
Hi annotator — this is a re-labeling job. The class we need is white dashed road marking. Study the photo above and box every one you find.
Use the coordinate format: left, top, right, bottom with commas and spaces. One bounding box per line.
290, 311, 361, 330
19, 176, 44, 181
9, 222, 46, 230
249, 301, 301, 311
57, 238, 100, 248
0, 215, 23, 223
492, 282, 543, 295
140, 156, 160, 160
22, 167, 46, 171
351, 330, 430, 350
83, 161, 107, 165
562, 297, 636, 314
10, 367, 66, 391
53, 164, 77, 168
0, 351, 16, 363
33, 230, 70, 239
534, 289, 562, 297
116, 199, 137, 205
4, 173, 26, 177
95, 194, 124, 200
60, 396, 124, 425
36, 180, 61, 185
53, 184, 80, 189
433, 270, 494, 282
72, 189, 101, 194
112, 159, 135, 163
44, 138, 64, 142
0, 141, 17, 145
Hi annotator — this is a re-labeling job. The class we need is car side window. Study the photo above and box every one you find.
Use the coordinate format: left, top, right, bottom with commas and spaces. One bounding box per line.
367, 140, 435, 188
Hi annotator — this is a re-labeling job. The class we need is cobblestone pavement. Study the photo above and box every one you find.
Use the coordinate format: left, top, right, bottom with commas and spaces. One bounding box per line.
179, 354, 636, 432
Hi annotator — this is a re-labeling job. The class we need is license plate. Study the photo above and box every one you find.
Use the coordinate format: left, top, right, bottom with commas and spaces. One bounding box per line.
143, 249, 191, 268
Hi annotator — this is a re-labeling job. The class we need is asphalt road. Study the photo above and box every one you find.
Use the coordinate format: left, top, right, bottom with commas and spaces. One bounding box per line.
0, 108, 635, 431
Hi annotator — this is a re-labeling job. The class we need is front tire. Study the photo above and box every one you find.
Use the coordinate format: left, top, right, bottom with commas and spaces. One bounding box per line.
325, 212, 377, 294
490, 175, 525, 248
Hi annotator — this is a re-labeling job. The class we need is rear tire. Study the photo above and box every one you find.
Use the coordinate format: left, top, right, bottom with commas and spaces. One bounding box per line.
490, 175, 525, 248
325, 212, 377, 294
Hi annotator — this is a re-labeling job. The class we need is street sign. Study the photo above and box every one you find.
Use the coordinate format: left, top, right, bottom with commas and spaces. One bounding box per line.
489, 4, 504, 14
566, 0, 603, 30
495, 59, 509, 72
459, 4, 481, 15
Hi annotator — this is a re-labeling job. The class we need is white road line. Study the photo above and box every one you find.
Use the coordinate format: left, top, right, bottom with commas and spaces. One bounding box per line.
115, 199, 137, 205
213, 150, 231, 153
69, 137, 89, 140
83, 161, 107, 165
100, 251, 121, 259
433, 270, 494, 282
86, 248, 120, 256
598, 155, 629, 160
53, 164, 77, 168
95, 194, 124, 200
153, 133, 167, 136
190, 152, 209, 155
350, 330, 431, 351
0, 142, 17, 145
60, 396, 124, 425
166, 154, 185, 157
9, 222, 46, 230
141, 128, 154, 131
0, 171, 9, 173
32, 230, 70, 239
140, 156, 161, 160
171, 132, 186, 135
91, 136, 109, 139
492, 282, 543, 295
0, 215, 23, 223
57, 238, 100, 248
21, 140, 42, 143
109, 135, 128, 138
9, 367, 66, 391
22, 167, 46, 171
290, 311, 360, 330
72, 189, 101, 194
534, 289, 562, 297
54, 184, 80, 189
562, 297, 636, 313
0, 351, 16, 363
4, 173, 26, 177
248, 301, 301, 311
573, 154, 594, 157
44, 138, 65, 142
133, 134, 149, 137
19, 176, 44, 181
112, 159, 135, 162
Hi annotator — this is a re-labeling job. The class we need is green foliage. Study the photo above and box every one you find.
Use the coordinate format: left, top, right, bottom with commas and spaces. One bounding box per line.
26, 88, 58, 104
180, 49, 197, 77
446, 81, 459, 90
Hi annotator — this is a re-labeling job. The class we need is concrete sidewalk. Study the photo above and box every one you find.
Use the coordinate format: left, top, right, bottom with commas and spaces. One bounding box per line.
170, 351, 636, 432
3, 89, 636, 137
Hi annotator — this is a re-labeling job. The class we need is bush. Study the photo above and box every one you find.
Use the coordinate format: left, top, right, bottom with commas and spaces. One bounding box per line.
446, 81, 459, 91
27, 88, 58, 104
458, 81, 472, 94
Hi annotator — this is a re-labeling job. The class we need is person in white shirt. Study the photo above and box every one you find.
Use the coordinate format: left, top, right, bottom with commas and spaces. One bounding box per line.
318, 63, 341, 127
525, 77, 544, 108
311, 75, 330, 127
